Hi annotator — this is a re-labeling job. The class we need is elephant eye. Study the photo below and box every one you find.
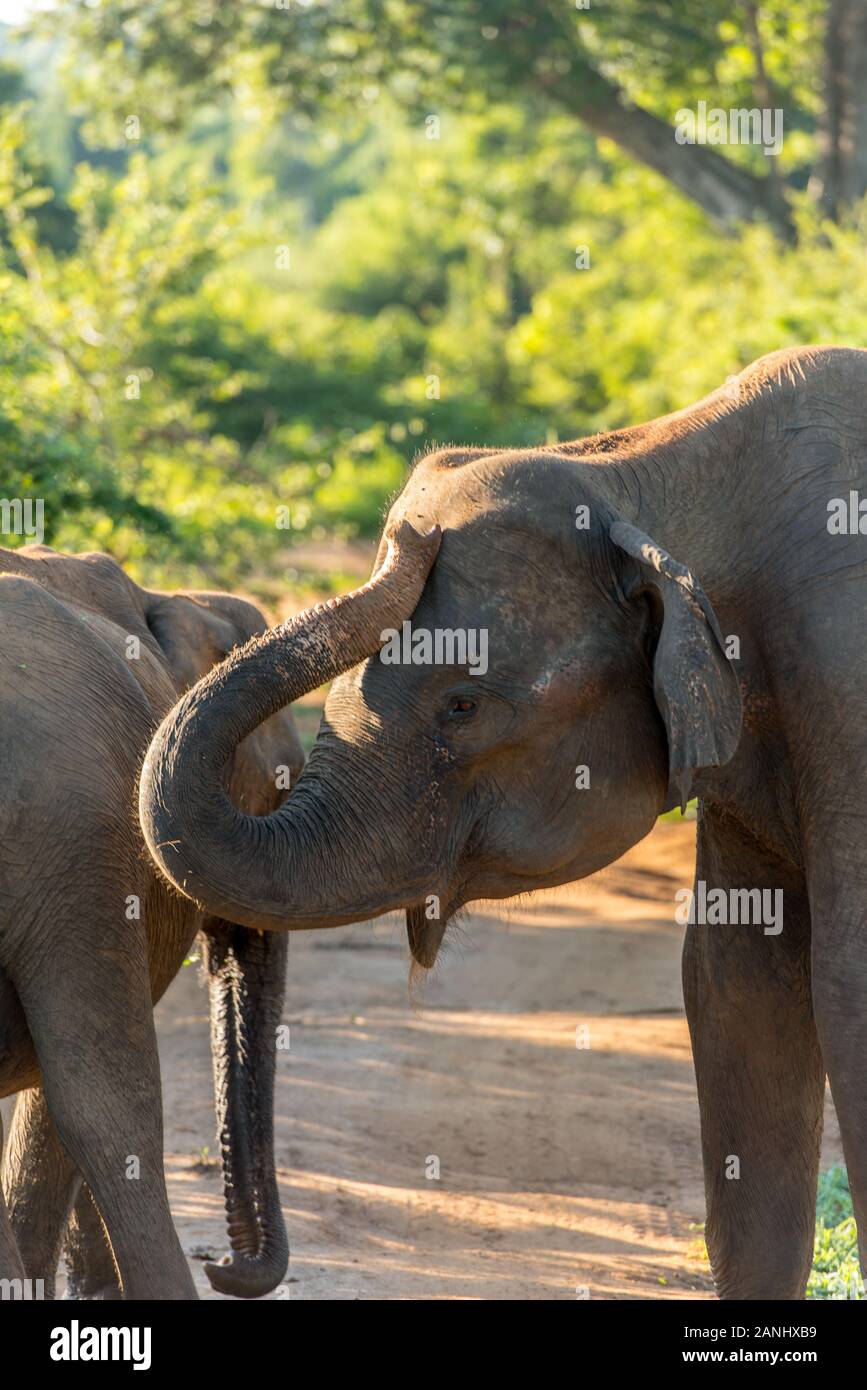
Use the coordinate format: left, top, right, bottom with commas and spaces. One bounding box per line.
446, 695, 477, 719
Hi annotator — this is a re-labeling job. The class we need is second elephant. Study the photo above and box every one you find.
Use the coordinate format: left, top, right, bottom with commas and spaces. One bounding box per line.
0, 544, 304, 1299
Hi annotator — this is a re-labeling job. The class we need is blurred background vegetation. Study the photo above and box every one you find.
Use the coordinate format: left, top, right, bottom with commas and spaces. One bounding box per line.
0, 0, 864, 607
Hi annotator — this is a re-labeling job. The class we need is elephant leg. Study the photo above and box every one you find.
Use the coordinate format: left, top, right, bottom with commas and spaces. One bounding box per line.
12, 913, 196, 1301
0, 1107, 27, 1285
3, 1087, 121, 1300
808, 847, 867, 1285
63, 1187, 123, 1300
3, 1087, 79, 1298
682, 807, 824, 1300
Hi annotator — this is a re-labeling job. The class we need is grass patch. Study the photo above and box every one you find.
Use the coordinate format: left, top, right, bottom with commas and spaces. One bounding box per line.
808, 1165, 862, 1300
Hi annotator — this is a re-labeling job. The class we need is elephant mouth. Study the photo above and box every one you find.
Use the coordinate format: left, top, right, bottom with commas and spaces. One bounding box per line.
405, 900, 452, 969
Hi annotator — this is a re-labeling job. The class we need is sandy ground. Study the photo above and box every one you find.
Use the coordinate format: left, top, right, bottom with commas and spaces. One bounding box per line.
153, 819, 842, 1301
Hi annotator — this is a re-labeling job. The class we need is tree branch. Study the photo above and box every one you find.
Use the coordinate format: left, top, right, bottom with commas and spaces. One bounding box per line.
540, 61, 795, 240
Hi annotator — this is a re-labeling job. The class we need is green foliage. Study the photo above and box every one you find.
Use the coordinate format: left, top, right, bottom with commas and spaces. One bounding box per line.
0, 107, 264, 584
55, 0, 824, 157
0, 8, 865, 593
808, 1166, 862, 1300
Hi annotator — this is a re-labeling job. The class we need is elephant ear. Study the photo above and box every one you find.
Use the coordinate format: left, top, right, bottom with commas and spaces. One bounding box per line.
145, 588, 291, 697
609, 520, 742, 812
144, 591, 305, 812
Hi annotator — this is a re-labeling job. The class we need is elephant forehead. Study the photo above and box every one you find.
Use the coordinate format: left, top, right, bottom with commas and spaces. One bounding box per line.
392, 445, 539, 524
391, 467, 478, 530
392, 446, 591, 534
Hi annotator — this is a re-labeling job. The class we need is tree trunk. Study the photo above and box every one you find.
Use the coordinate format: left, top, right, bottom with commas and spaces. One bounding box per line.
818, 0, 867, 218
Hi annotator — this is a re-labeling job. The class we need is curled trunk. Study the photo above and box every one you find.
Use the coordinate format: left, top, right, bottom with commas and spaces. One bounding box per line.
139, 521, 440, 930
202, 919, 288, 1298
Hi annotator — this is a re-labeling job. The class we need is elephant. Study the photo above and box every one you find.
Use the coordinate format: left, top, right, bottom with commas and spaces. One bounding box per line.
140, 343, 867, 1301
0, 544, 304, 1299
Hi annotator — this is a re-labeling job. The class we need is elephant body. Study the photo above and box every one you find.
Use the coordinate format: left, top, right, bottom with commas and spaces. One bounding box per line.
0, 545, 303, 1298
139, 344, 867, 1299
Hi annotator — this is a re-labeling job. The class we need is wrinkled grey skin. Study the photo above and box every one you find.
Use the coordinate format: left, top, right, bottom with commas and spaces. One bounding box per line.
142, 345, 867, 1300
0, 546, 303, 1299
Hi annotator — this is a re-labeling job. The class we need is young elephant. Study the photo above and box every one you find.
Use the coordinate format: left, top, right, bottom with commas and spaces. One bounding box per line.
0, 545, 304, 1299
142, 344, 867, 1300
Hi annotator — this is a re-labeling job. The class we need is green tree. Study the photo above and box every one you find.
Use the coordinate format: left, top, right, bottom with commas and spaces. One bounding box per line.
55, 0, 867, 238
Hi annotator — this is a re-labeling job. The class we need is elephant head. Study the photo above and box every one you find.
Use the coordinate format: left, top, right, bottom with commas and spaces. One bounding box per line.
143, 586, 304, 1298
139, 448, 741, 975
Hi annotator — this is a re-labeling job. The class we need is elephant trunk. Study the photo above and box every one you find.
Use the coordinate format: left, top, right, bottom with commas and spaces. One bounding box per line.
139, 521, 441, 930
202, 920, 289, 1298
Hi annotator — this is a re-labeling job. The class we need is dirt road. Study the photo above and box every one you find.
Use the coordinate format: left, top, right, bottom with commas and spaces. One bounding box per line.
158, 818, 842, 1300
